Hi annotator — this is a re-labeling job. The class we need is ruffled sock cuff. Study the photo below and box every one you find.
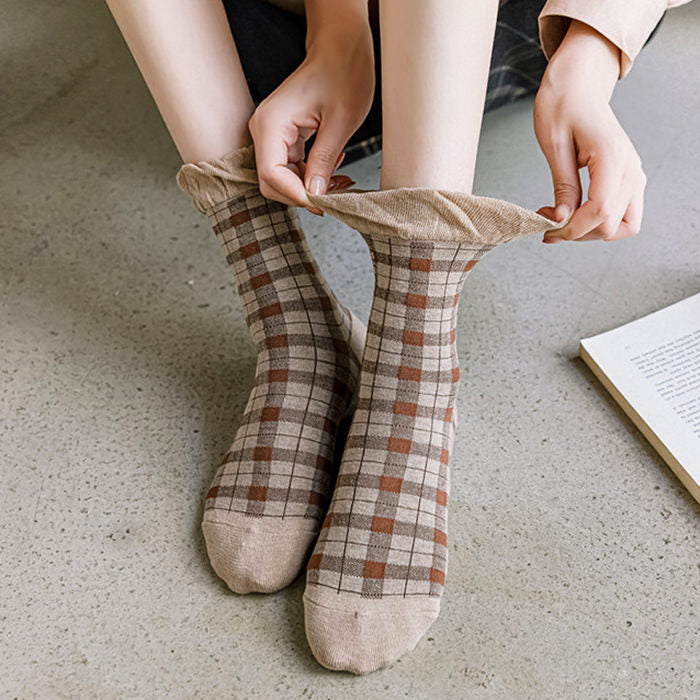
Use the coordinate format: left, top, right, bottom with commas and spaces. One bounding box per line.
308, 187, 569, 247
176, 142, 568, 247
176, 144, 259, 214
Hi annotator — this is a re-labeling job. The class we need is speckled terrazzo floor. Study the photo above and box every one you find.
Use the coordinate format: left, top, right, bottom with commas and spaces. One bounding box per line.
1, 2, 699, 698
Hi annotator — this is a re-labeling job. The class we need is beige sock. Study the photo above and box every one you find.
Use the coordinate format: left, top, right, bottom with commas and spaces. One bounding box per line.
176, 146, 365, 593
300, 186, 567, 673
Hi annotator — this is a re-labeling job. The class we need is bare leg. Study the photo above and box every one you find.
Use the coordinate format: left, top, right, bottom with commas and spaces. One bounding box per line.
105, 0, 254, 162
379, 0, 499, 192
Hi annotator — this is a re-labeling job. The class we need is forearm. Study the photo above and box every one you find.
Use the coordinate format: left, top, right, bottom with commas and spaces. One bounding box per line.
304, 0, 370, 51
538, 0, 671, 80
105, 0, 253, 161
541, 19, 620, 101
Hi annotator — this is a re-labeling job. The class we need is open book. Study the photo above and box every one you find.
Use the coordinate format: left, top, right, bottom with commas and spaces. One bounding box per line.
579, 293, 700, 504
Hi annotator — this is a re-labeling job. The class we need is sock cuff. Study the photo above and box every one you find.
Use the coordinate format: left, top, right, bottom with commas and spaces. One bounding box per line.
308, 187, 569, 248
176, 144, 259, 214
176, 145, 570, 247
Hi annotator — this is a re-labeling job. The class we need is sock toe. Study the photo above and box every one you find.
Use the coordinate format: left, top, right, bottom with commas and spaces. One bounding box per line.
202, 516, 318, 594
303, 586, 440, 674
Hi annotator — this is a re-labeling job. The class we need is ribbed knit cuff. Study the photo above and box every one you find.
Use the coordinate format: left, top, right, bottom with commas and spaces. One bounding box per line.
308, 188, 568, 247
176, 144, 258, 214
176, 143, 568, 245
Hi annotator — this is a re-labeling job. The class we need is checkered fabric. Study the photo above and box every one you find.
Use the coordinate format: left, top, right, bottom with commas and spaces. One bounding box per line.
306, 235, 491, 599
203, 191, 362, 526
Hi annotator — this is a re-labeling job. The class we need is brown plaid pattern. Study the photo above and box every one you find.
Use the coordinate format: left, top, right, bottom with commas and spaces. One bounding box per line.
202, 191, 362, 527
306, 235, 492, 599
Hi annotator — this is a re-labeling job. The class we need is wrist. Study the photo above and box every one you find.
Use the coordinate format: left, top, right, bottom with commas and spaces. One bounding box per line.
304, 0, 370, 54
543, 19, 620, 101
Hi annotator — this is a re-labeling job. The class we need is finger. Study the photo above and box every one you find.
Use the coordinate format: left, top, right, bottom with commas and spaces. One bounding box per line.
598, 185, 643, 241
292, 161, 325, 214
258, 163, 309, 206
545, 134, 582, 222
572, 231, 607, 242
574, 179, 642, 242
580, 169, 641, 241
261, 161, 310, 206
328, 176, 356, 192
584, 201, 627, 240
536, 206, 566, 231
262, 175, 320, 213
536, 206, 557, 221
304, 114, 351, 196
288, 134, 307, 172
620, 172, 645, 235
555, 153, 622, 240
250, 114, 311, 207
609, 221, 638, 240
538, 206, 565, 243
256, 168, 305, 206
577, 219, 636, 242
327, 183, 353, 193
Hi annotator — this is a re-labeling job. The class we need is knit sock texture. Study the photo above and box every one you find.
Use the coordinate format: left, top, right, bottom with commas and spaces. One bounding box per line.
198, 190, 364, 593
304, 234, 490, 673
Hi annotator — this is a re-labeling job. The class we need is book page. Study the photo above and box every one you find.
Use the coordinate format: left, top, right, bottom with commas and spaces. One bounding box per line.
580, 293, 700, 485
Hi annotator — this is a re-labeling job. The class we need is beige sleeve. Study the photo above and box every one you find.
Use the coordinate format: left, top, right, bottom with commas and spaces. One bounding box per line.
537, 0, 683, 80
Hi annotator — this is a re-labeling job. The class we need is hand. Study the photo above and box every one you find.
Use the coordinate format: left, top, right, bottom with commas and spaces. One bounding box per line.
533, 20, 647, 243
248, 4, 375, 214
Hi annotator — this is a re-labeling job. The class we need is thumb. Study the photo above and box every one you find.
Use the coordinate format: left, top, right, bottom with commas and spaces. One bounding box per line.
547, 136, 582, 222
304, 115, 349, 196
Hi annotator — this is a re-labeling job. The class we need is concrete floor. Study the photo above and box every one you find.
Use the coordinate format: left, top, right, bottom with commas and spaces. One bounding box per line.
2, 2, 699, 698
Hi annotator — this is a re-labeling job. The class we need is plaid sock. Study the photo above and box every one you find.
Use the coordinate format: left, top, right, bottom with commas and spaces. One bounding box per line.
303, 234, 489, 673
189, 186, 364, 593
298, 175, 567, 673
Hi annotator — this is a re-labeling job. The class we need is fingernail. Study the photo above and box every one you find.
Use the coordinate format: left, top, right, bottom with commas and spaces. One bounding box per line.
306, 206, 324, 217
308, 176, 326, 196
555, 205, 571, 222
543, 236, 562, 244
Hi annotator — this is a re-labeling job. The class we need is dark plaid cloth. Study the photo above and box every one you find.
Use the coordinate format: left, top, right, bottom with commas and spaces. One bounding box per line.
223, 0, 665, 166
